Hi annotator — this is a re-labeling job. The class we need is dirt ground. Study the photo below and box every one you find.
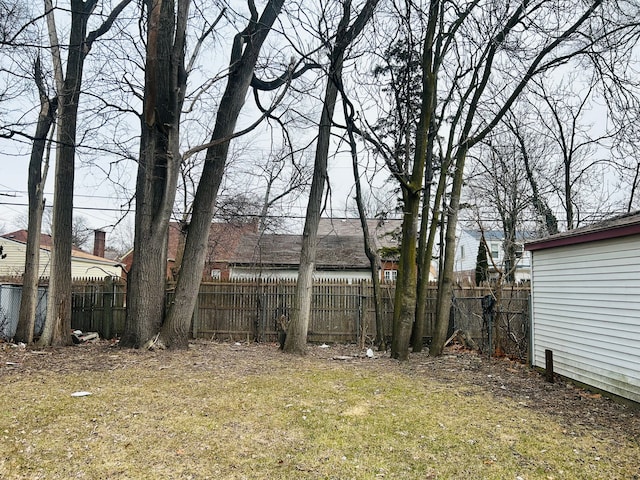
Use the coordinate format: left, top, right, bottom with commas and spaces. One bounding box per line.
1, 340, 638, 444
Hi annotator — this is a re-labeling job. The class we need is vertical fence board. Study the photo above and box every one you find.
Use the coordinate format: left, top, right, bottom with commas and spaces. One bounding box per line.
0, 276, 530, 355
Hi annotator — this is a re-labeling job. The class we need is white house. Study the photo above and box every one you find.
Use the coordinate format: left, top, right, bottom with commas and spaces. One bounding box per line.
525, 212, 640, 403
0, 230, 123, 279
454, 229, 532, 284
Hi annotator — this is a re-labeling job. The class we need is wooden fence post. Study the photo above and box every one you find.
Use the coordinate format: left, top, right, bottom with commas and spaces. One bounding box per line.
192, 286, 200, 339
103, 277, 114, 340
545, 349, 554, 383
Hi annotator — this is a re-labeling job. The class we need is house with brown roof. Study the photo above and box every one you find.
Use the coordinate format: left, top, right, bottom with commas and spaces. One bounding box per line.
121, 218, 435, 283
229, 232, 374, 281
0, 230, 123, 279
227, 218, 435, 282
120, 221, 258, 280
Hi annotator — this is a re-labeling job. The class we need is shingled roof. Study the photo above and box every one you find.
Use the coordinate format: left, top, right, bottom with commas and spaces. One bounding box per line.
317, 218, 402, 251
231, 233, 370, 269
167, 221, 257, 264
1, 229, 116, 264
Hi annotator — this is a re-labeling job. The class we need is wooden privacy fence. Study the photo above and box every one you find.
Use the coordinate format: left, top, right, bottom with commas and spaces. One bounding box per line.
168, 280, 407, 345
71, 278, 127, 339
66, 278, 528, 354
450, 286, 531, 361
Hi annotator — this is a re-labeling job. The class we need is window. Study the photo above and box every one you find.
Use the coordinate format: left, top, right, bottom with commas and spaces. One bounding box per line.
460, 246, 465, 259
210, 269, 221, 279
490, 243, 500, 259
384, 270, 398, 282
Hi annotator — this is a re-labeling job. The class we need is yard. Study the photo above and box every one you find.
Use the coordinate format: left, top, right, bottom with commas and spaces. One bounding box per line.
0, 341, 638, 479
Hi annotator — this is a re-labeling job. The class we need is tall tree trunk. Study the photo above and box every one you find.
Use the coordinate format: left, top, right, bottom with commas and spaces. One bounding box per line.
391, 3, 437, 360
430, 149, 467, 356
15, 58, 56, 344
121, 0, 189, 348
284, 0, 379, 355
37, 0, 132, 347
39, 0, 95, 347
412, 120, 440, 352
339, 77, 386, 350
284, 70, 339, 354
158, 0, 285, 348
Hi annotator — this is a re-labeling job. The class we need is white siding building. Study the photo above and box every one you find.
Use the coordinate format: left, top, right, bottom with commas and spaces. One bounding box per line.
526, 212, 640, 403
454, 229, 532, 284
0, 232, 123, 279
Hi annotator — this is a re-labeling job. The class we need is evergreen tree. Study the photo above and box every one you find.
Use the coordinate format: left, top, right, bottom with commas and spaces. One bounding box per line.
475, 238, 489, 286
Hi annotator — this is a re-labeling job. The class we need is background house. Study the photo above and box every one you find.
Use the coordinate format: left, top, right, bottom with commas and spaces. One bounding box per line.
0, 230, 122, 279
120, 221, 257, 280
229, 232, 373, 281
454, 229, 531, 284
526, 211, 640, 403
121, 218, 436, 283
228, 218, 416, 282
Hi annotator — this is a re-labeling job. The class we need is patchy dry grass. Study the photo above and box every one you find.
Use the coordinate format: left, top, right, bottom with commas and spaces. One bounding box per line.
0, 341, 638, 479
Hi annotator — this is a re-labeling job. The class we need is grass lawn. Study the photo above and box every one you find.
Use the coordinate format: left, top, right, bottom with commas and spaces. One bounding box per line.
0, 341, 638, 479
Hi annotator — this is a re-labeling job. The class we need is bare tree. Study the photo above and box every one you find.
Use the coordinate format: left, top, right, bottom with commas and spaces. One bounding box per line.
464, 134, 534, 283
14, 57, 56, 344
156, 0, 288, 348
503, 110, 559, 236
38, 0, 133, 347
532, 77, 620, 229
284, 0, 380, 355
121, 0, 198, 348
429, 0, 639, 357
337, 79, 387, 350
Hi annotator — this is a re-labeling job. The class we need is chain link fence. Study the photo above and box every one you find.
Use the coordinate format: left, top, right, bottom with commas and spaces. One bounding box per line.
450, 288, 530, 362
0, 284, 47, 340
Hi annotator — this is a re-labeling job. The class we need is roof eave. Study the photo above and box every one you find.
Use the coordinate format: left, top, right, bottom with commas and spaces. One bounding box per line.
525, 223, 640, 251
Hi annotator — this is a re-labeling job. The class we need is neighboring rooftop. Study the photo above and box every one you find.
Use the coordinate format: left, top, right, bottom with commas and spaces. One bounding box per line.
231, 233, 369, 270
1, 230, 118, 264
525, 211, 640, 251
166, 221, 258, 264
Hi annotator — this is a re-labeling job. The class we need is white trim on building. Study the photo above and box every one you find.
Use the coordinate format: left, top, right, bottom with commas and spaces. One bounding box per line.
528, 225, 640, 403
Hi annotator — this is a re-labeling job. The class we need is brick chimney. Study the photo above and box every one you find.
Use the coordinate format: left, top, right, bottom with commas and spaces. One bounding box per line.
93, 230, 106, 257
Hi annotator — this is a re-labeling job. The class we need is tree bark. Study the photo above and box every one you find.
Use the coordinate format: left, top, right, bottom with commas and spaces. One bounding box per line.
121, 0, 189, 348
391, 2, 438, 360
158, 0, 286, 349
430, 149, 467, 356
412, 120, 440, 352
284, 0, 380, 355
37, 0, 132, 347
15, 58, 56, 344
39, 0, 96, 347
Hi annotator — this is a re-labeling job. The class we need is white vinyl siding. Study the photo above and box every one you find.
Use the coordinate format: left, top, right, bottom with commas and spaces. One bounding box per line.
69, 258, 122, 278
530, 235, 640, 403
454, 231, 478, 272
0, 238, 121, 279
0, 239, 51, 277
